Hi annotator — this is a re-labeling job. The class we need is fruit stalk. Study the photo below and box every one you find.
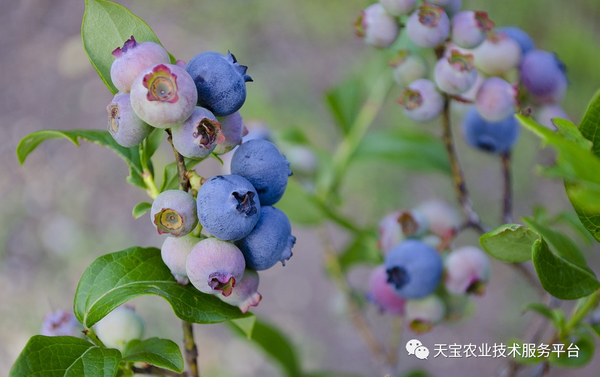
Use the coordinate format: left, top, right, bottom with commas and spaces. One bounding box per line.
501, 151, 512, 224
167, 129, 191, 192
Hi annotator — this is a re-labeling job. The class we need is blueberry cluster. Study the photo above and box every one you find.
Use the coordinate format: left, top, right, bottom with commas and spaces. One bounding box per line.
106, 36, 295, 313
356, 0, 569, 153
368, 200, 490, 333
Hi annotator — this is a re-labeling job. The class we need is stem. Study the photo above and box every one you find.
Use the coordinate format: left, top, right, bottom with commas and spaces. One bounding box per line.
139, 143, 160, 199
166, 130, 190, 192
562, 289, 600, 336
182, 321, 200, 377
501, 151, 512, 224
83, 327, 105, 348
132, 365, 187, 377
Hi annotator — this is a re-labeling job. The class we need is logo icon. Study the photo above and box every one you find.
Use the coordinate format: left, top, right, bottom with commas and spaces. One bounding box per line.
406, 339, 429, 360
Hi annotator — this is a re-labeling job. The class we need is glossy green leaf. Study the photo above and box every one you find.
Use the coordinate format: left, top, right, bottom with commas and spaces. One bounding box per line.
325, 77, 365, 135
17, 130, 145, 189
480, 224, 538, 263
531, 239, 600, 300
276, 178, 324, 225
353, 128, 451, 174
160, 159, 201, 192
522, 303, 565, 331
229, 313, 256, 340
229, 319, 302, 377
338, 233, 382, 271
578, 89, 600, 156
122, 338, 184, 373
132, 202, 151, 219
74, 247, 245, 328
9, 336, 121, 377
549, 332, 596, 367
553, 118, 592, 150
82, 0, 166, 93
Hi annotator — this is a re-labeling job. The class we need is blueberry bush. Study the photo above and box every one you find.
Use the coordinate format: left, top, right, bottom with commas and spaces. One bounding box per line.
7, 0, 600, 376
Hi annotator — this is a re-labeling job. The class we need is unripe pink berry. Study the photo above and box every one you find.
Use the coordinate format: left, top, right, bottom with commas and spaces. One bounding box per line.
161, 235, 201, 284
400, 79, 444, 122
355, 4, 400, 49
475, 77, 517, 122
107, 93, 152, 147
434, 50, 477, 95
213, 111, 247, 155
367, 265, 406, 315
444, 246, 491, 295
415, 200, 462, 238
378, 211, 405, 254
451, 11, 494, 49
218, 269, 262, 313
472, 33, 522, 75
171, 106, 226, 159
406, 3, 450, 48
110, 36, 170, 93
536, 104, 569, 130
40, 310, 83, 337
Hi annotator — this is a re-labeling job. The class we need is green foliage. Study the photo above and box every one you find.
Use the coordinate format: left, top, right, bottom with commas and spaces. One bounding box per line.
578, 90, 600, 156
16, 129, 146, 189
549, 332, 596, 368
353, 128, 451, 174
74, 247, 245, 328
122, 338, 184, 373
229, 313, 257, 339
9, 336, 121, 377
522, 303, 565, 331
82, 0, 168, 94
132, 202, 151, 219
479, 224, 537, 263
160, 159, 201, 192
325, 77, 365, 135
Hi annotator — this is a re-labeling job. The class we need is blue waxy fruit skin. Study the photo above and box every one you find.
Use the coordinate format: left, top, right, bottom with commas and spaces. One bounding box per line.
196, 174, 261, 241
235, 206, 296, 271
384, 239, 443, 299
462, 106, 520, 154
231, 139, 292, 206
496, 26, 535, 55
186, 51, 252, 117
520, 50, 567, 100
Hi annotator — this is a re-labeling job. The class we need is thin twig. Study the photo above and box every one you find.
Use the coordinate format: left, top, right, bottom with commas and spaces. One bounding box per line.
166, 130, 190, 192
501, 151, 513, 224
132, 365, 187, 377
182, 321, 200, 377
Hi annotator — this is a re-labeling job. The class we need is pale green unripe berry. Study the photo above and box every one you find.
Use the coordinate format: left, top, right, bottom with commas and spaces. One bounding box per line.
94, 306, 145, 350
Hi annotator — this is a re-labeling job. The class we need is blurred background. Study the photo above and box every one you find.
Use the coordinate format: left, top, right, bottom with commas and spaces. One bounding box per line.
1, 0, 600, 376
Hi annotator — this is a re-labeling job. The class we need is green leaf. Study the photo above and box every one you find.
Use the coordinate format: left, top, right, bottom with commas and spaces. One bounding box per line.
531, 239, 600, 300
325, 77, 365, 135
578, 89, 600, 157
479, 224, 538, 263
549, 332, 596, 367
74, 247, 245, 328
229, 313, 256, 340
522, 303, 565, 331
9, 336, 121, 377
82, 0, 166, 94
160, 159, 201, 192
132, 202, 151, 219
552, 211, 595, 245
276, 178, 324, 225
353, 128, 451, 174
122, 338, 184, 373
553, 118, 593, 150
229, 319, 302, 377
17, 130, 145, 189
338, 233, 382, 271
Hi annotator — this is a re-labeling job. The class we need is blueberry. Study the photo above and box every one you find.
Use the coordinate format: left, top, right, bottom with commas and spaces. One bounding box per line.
40, 310, 83, 337
444, 246, 490, 295
404, 295, 446, 333
475, 77, 517, 122
107, 93, 152, 147
235, 206, 296, 270
186, 238, 246, 296
367, 265, 406, 315
415, 200, 461, 238
462, 106, 520, 154
213, 111, 247, 155
400, 79, 444, 122
406, 3, 450, 48
384, 239, 443, 299
218, 269, 262, 313
355, 4, 400, 49
496, 26, 535, 55
186, 51, 252, 117
161, 235, 201, 284
151, 190, 198, 237
389, 50, 428, 87
451, 11, 494, 49
472, 34, 522, 75
536, 104, 569, 130
434, 50, 477, 95
110, 36, 170, 93
520, 50, 567, 104
196, 175, 261, 241
130, 63, 198, 128
171, 106, 225, 159
231, 139, 292, 206
378, 211, 406, 254
94, 306, 144, 351
379, 0, 417, 16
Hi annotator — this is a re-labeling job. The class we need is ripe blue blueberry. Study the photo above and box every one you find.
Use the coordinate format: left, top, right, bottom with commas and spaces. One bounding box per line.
384, 239, 443, 299
520, 50, 567, 104
367, 265, 406, 315
130, 63, 198, 128
434, 50, 477, 95
496, 26, 535, 55
235, 206, 296, 271
107, 93, 152, 147
475, 77, 517, 122
451, 11, 494, 49
390, 50, 428, 87
462, 106, 520, 154
151, 190, 198, 237
186, 238, 246, 296
218, 269, 262, 313
161, 235, 201, 284
214, 111, 248, 155
355, 3, 400, 48
406, 3, 450, 48
186, 51, 252, 117
472, 33, 521, 75
171, 106, 225, 159
399, 79, 444, 122
196, 175, 261, 241
231, 139, 292, 206
110, 36, 170, 93
379, 0, 417, 16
